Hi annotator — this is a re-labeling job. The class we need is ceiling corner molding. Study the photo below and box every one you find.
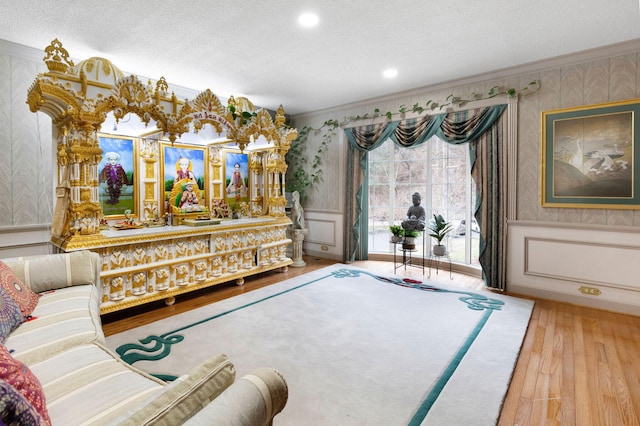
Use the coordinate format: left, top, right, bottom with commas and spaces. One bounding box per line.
292, 38, 640, 120
0, 38, 44, 62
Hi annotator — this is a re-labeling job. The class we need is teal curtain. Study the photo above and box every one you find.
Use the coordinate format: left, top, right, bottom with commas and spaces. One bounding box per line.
344, 115, 438, 261
436, 106, 508, 290
344, 105, 508, 290
344, 122, 399, 261
344, 146, 368, 261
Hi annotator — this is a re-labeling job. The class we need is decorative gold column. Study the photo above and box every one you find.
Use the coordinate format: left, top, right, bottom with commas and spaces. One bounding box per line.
249, 152, 264, 216
265, 151, 288, 216
51, 125, 103, 237
140, 138, 160, 221
208, 146, 223, 201
27, 39, 121, 246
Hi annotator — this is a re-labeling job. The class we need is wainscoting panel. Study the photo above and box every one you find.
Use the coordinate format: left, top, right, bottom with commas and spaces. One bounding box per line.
525, 238, 640, 290
303, 210, 343, 261
508, 220, 640, 315
0, 225, 53, 258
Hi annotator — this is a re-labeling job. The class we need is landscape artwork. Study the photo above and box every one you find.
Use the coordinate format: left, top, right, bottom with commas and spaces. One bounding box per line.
542, 99, 640, 209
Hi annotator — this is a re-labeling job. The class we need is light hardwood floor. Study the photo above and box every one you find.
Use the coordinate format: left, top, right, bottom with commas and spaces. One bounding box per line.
102, 257, 640, 425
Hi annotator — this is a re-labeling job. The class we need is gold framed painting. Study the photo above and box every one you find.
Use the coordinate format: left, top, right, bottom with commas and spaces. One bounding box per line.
224, 150, 250, 208
542, 98, 640, 209
98, 134, 138, 218
161, 143, 207, 214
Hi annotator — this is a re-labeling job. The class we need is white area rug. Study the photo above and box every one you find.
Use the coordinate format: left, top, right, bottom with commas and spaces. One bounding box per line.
106, 264, 534, 425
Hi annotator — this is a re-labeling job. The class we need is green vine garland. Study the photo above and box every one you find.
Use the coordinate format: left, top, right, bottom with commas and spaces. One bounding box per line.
285, 80, 541, 202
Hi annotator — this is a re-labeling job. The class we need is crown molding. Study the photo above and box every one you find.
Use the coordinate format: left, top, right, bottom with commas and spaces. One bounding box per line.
294, 38, 640, 120
0, 38, 43, 62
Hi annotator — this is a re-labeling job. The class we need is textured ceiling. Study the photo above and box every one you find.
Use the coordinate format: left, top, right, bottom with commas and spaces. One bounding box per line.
1, 1, 640, 115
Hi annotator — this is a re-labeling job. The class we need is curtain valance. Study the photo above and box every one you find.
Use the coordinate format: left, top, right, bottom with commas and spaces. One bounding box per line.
344, 106, 505, 151
345, 114, 445, 151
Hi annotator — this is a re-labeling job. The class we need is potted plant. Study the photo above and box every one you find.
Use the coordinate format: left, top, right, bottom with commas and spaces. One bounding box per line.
389, 225, 404, 243
427, 214, 452, 256
402, 229, 420, 250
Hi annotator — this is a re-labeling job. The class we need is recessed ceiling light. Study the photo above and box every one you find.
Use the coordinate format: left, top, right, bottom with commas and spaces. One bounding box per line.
298, 12, 319, 27
383, 68, 398, 78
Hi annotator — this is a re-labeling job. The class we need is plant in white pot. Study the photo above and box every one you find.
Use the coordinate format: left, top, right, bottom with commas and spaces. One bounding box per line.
402, 229, 420, 250
389, 225, 404, 243
427, 214, 452, 256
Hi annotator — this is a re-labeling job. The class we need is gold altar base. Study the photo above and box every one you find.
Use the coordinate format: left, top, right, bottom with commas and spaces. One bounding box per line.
99, 258, 291, 315
52, 216, 292, 314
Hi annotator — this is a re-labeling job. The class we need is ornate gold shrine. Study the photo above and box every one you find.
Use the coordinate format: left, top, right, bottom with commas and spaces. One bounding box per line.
27, 39, 299, 313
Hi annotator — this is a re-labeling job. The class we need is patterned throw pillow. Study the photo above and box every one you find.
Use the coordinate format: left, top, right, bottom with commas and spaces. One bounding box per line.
0, 379, 46, 425
0, 261, 39, 318
0, 287, 24, 343
0, 345, 50, 425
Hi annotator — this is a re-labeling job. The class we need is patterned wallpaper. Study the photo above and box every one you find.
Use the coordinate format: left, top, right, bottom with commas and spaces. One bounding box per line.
3, 41, 640, 229
292, 47, 640, 227
0, 48, 52, 227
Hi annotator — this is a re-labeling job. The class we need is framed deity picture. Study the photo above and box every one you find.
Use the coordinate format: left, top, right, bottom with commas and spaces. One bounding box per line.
161, 143, 207, 214
224, 150, 249, 206
98, 135, 137, 217
542, 98, 640, 209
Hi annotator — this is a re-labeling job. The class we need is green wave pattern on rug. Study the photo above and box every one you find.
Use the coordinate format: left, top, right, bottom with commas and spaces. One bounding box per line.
107, 265, 534, 425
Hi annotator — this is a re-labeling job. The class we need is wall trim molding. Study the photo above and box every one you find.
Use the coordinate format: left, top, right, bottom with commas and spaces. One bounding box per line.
508, 219, 640, 235
305, 218, 337, 246
507, 220, 640, 316
523, 236, 640, 292
0, 224, 51, 234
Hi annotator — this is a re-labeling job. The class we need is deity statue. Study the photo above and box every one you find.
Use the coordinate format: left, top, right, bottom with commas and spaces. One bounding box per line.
401, 192, 426, 231
168, 158, 207, 214
100, 151, 129, 205
175, 158, 195, 181
176, 181, 205, 212
226, 162, 247, 196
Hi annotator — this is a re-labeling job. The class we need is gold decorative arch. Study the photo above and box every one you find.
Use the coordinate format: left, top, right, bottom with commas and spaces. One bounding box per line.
27, 39, 297, 248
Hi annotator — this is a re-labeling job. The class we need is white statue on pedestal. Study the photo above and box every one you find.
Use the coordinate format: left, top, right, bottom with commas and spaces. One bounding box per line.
291, 191, 306, 229
289, 191, 308, 267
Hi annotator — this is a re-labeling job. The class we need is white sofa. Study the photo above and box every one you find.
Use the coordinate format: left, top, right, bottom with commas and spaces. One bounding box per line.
1, 250, 287, 425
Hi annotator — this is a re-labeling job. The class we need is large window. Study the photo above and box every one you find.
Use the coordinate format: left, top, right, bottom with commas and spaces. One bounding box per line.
368, 136, 479, 266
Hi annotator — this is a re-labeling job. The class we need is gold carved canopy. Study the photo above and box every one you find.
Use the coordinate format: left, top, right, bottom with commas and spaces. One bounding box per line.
26, 39, 298, 247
